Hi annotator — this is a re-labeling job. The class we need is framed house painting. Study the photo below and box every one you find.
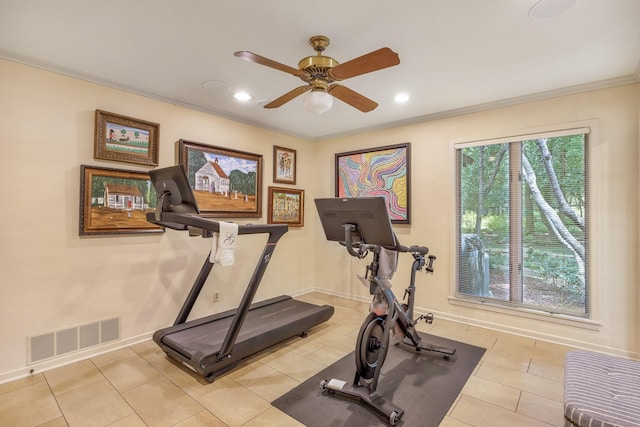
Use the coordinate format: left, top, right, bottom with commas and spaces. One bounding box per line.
94, 110, 159, 166
268, 187, 304, 227
79, 165, 164, 235
273, 145, 297, 185
335, 142, 411, 224
178, 139, 262, 218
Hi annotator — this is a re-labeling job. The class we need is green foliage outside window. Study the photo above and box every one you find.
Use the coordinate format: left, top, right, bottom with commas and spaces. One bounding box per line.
457, 133, 588, 316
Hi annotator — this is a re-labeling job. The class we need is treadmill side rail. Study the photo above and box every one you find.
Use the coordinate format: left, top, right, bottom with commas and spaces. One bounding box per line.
146, 211, 288, 243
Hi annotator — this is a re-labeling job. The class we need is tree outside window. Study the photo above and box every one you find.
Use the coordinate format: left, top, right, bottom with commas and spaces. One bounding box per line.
456, 131, 588, 316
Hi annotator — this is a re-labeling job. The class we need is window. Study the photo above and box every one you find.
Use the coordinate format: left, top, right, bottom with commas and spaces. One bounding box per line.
455, 129, 589, 317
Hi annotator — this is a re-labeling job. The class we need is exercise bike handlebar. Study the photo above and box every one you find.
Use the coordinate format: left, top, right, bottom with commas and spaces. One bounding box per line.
389, 243, 436, 273
393, 243, 429, 255
341, 224, 431, 258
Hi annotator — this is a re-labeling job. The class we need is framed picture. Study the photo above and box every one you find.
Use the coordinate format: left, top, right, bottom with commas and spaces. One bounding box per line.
94, 109, 159, 166
79, 165, 164, 235
178, 139, 262, 217
335, 142, 411, 224
268, 186, 304, 227
273, 145, 297, 184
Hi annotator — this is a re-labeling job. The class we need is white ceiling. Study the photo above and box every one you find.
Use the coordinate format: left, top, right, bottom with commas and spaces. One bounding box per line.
1, 0, 639, 141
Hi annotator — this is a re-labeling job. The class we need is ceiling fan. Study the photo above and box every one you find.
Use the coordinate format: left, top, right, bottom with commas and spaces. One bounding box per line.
234, 35, 400, 114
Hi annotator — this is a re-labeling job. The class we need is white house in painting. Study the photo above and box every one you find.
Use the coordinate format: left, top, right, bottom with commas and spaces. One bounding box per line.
103, 183, 145, 210
195, 158, 230, 194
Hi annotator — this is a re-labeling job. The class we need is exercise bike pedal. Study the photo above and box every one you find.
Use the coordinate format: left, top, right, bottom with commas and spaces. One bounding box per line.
415, 312, 434, 324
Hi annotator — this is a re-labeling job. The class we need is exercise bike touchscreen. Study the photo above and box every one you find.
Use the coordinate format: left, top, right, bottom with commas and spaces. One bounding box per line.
314, 197, 396, 247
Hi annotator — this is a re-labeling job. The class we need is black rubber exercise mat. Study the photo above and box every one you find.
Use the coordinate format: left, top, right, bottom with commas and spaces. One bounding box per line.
272, 333, 485, 426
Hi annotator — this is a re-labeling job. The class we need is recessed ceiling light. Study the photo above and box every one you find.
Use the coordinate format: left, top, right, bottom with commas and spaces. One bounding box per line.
529, 0, 578, 19
233, 91, 252, 102
395, 93, 410, 103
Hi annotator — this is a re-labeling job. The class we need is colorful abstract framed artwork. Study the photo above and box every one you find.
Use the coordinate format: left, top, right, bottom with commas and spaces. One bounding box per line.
335, 142, 411, 224
79, 165, 164, 235
267, 186, 304, 227
94, 110, 159, 166
178, 139, 262, 218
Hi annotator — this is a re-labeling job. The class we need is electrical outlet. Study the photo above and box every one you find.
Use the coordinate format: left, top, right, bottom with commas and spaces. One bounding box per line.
214, 291, 221, 303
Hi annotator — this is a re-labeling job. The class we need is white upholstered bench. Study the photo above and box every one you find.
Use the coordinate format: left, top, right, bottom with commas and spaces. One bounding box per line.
564, 350, 640, 427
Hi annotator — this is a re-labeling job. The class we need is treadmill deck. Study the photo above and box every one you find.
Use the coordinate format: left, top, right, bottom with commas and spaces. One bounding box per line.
154, 295, 334, 371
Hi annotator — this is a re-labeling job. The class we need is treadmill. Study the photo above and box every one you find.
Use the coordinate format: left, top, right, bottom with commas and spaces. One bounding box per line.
146, 165, 334, 382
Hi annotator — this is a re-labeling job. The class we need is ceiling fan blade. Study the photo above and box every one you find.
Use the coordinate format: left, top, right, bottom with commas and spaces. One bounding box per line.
329, 84, 378, 112
329, 47, 400, 80
234, 51, 307, 78
264, 85, 311, 109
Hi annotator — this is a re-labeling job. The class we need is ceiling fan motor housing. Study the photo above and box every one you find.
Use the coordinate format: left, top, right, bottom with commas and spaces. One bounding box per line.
299, 50, 338, 85
298, 35, 340, 87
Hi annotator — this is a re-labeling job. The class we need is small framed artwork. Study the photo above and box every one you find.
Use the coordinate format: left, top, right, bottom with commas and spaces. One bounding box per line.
268, 186, 304, 227
273, 145, 297, 184
335, 142, 411, 224
94, 109, 159, 166
79, 165, 164, 235
178, 139, 263, 218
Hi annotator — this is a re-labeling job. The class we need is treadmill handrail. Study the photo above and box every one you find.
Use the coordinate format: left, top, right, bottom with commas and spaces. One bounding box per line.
146, 211, 288, 243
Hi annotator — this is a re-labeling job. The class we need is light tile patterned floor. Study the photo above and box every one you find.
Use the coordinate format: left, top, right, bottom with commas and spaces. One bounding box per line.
0, 293, 570, 426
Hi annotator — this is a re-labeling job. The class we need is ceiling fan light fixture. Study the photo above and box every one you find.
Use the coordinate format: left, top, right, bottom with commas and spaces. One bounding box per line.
304, 90, 333, 114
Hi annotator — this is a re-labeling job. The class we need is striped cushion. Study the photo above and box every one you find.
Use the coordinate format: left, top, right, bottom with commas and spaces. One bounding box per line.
564, 350, 640, 427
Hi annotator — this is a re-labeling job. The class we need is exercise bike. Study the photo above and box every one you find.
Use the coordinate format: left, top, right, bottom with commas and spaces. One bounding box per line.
315, 197, 456, 425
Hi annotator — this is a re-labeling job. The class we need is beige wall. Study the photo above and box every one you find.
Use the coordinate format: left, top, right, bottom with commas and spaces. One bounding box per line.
1, 58, 638, 382
0, 59, 316, 381
314, 85, 640, 358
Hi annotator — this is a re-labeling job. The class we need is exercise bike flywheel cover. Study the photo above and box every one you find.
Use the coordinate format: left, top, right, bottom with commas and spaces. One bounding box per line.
355, 313, 389, 380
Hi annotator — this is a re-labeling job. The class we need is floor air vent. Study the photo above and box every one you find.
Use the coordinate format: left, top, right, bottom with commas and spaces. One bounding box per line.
28, 317, 120, 364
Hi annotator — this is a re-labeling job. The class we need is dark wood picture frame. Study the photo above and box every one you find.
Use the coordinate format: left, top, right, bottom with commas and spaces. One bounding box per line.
267, 186, 304, 227
178, 139, 263, 218
335, 142, 411, 224
273, 145, 297, 185
79, 165, 164, 235
94, 110, 159, 166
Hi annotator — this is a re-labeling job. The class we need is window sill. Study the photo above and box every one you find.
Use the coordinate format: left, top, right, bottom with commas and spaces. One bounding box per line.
448, 296, 602, 331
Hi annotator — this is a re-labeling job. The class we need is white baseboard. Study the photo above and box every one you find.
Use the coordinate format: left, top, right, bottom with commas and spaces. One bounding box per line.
301, 289, 640, 360
3, 289, 636, 385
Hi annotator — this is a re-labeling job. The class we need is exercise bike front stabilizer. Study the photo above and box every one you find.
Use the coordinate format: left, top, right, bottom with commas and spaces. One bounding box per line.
315, 197, 456, 426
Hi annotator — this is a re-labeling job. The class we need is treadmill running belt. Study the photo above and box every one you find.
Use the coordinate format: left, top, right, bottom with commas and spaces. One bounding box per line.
159, 297, 331, 359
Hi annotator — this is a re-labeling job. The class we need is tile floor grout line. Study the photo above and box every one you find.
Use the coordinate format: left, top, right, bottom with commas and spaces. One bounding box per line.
91, 355, 146, 427
40, 374, 68, 427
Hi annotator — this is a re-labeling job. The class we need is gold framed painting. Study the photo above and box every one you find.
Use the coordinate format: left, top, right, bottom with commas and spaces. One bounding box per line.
267, 186, 304, 227
273, 145, 296, 185
178, 139, 263, 218
79, 165, 164, 235
94, 110, 159, 166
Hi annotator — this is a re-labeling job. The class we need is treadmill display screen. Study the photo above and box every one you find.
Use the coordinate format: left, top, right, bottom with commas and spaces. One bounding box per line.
149, 165, 199, 215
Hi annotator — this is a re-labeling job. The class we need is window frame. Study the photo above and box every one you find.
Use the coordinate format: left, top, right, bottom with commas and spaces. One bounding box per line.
452, 125, 592, 321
